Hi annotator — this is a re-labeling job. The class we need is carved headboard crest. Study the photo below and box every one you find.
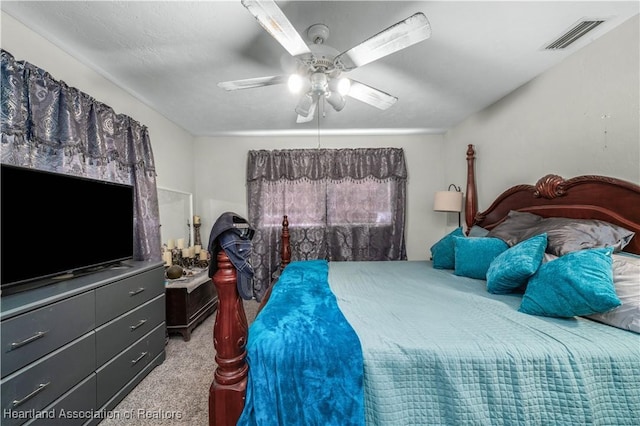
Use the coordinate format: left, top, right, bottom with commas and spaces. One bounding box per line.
469, 167, 640, 254
533, 174, 566, 199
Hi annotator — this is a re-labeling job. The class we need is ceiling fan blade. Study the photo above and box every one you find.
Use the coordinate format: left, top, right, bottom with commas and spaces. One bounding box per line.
335, 12, 431, 71
347, 80, 398, 110
218, 75, 287, 91
241, 0, 311, 57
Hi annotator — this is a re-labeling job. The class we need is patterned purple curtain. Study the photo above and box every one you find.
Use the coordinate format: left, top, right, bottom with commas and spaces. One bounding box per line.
247, 148, 407, 300
1, 49, 161, 262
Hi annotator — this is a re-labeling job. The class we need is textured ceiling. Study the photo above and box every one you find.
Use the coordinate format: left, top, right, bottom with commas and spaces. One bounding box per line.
2, 1, 638, 136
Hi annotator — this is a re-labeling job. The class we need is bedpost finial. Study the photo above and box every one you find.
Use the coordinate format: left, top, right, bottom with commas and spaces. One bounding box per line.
534, 174, 566, 199
281, 215, 291, 268
466, 144, 475, 159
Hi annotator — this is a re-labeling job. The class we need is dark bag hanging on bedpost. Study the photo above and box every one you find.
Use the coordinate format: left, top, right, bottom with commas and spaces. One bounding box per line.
208, 212, 256, 299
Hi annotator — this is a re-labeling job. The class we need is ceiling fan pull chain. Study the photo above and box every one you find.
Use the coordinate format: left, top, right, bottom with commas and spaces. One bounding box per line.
316, 98, 322, 149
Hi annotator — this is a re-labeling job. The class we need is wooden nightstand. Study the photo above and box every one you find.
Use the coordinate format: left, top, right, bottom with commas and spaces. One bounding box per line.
165, 270, 218, 341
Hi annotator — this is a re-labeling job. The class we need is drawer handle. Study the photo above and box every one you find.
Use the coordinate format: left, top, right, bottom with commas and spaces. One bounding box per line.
130, 319, 148, 331
12, 382, 50, 407
131, 351, 148, 366
10, 331, 48, 350
129, 287, 145, 296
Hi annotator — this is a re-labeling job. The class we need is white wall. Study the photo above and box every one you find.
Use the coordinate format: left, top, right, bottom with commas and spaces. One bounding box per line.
1, 12, 195, 195
193, 134, 445, 260
443, 14, 640, 212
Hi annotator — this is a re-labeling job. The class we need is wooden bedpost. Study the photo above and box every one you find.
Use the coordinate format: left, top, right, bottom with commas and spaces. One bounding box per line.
465, 144, 478, 233
209, 250, 248, 426
281, 215, 291, 269
256, 215, 293, 314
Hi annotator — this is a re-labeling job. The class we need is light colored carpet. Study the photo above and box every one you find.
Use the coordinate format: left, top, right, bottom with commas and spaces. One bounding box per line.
100, 299, 260, 425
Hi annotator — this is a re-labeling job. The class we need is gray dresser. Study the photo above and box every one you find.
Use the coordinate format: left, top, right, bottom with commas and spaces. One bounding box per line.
1, 261, 166, 425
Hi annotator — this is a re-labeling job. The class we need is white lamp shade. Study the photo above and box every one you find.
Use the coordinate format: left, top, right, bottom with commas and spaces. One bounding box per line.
434, 191, 463, 212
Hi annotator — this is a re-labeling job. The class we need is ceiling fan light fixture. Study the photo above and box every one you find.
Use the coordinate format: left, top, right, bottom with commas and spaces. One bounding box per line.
326, 91, 346, 112
295, 93, 315, 117
287, 74, 306, 93
310, 72, 328, 95
296, 99, 317, 123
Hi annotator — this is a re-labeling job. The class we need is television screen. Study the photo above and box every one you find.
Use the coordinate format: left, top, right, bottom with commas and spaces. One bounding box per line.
1, 164, 134, 295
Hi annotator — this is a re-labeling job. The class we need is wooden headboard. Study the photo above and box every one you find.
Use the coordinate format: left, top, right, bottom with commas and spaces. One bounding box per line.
464, 145, 640, 255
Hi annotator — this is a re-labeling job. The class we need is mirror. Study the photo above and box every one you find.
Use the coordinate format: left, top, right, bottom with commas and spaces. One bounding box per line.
157, 187, 194, 248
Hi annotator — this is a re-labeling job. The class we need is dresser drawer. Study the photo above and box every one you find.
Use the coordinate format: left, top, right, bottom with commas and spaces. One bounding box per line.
95, 267, 164, 326
96, 323, 165, 407
1, 291, 95, 378
24, 374, 96, 426
95, 294, 165, 366
0, 332, 96, 426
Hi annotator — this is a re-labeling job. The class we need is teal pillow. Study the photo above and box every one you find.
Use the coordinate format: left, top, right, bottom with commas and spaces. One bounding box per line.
519, 247, 620, 318
453, 237, 509, 279
430, 227, 464, 269
486, 233, 548, 294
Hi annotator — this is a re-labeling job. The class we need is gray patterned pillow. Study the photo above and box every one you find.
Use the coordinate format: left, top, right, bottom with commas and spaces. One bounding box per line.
488, 211, 635, 256
486, 211, 544, 246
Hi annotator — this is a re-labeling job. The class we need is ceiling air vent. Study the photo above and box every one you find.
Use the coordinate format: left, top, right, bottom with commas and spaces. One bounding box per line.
544, 20, 605, 50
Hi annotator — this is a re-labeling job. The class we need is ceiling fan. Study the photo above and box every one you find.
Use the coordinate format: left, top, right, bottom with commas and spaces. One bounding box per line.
218, 0, 432, 123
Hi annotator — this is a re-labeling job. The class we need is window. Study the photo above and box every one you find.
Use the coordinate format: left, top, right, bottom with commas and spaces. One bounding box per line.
259, 178, 394, 227
327, 179, 393, 226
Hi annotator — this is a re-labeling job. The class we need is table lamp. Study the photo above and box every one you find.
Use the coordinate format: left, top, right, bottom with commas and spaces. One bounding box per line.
434, 184, 463, 227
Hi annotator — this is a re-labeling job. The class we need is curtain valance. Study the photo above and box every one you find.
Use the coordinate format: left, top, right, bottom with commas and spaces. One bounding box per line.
1, 49, 160, 262
247, 148, 407, 182
1, 49, 156, 184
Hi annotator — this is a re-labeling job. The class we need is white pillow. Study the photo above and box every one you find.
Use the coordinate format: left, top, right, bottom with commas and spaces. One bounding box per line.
586, 253, 640, 333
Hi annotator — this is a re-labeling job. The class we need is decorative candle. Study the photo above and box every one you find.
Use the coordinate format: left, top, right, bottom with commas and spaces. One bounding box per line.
200, 249, 208, 261
194, 244, 201, 254
177, 238, 185, 249
193, 215, 201, 224
167, 239, 175, 250
182, 248, 190, 258
163, 251, 172, 266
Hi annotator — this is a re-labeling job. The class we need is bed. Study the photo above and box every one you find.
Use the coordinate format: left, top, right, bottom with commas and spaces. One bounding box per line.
208, 145, 640, 425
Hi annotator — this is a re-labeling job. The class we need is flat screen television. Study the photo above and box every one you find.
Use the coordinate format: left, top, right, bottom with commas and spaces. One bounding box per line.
1, 164, 134, 296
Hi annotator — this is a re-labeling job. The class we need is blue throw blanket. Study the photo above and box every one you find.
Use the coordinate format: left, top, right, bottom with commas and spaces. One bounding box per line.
238, 260, 365, 426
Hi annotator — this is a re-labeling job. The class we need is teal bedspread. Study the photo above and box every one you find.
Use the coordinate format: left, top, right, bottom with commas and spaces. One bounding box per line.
329, 261, 640, 425
240, 260, 639, 425
238, 260, 364, 426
